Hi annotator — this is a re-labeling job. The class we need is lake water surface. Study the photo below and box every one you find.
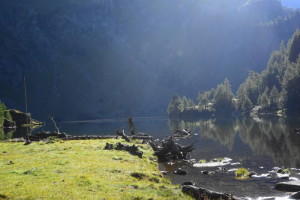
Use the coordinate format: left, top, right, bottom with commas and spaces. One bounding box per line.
2, 116, 300, 199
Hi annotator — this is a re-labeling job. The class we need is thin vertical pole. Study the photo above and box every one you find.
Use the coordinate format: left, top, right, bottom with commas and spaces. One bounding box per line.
24, 76, 28, 114
24, 76, 30, 140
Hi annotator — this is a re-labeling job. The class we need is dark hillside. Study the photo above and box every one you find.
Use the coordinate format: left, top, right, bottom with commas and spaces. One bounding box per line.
1, 0, 300, 120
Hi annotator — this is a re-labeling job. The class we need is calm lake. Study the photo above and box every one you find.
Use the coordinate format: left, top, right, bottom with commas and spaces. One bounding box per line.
1, 116, 300, 199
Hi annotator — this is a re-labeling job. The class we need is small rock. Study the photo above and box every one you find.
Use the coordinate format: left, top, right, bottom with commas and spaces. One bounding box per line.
249, 171, 257, 178
174, 168, 188, 175
217, 167, 227, 172
182, 181, 195, 186
160, 171, 169, 175
201, 170, 214, 175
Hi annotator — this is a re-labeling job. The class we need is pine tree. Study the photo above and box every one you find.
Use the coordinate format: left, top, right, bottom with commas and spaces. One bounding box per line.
182, 96, 189, 110
187, 98, 195, 109
167, 94, 184, 117
197, 91, 210, 109
269, 86, 280, 111
288, 29, 300, 63
281, 61, 300, 113
241, 95, 253, 112
214, 79, 235, 113
0, 102, 7, 126
258, 87, 270, 110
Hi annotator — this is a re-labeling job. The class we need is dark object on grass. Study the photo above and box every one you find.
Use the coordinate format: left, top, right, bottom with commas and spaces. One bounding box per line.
103, 142, 143, 158
275, 180, 300, 192
182, 185, 236, 200
104, 143, 114, 150
149, 137, 197, 162
130, 172, 146, 180
128, 117, 135, 135
174, 168, 188, 175
24, 140, 32, 145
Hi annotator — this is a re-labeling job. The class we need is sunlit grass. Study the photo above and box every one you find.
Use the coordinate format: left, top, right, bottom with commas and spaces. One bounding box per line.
235, 168, 249, 180
0, 139, 192, 200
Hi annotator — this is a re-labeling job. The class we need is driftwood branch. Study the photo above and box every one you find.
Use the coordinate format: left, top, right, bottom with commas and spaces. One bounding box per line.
49, 116, 60, 133
116, 129, 131, 142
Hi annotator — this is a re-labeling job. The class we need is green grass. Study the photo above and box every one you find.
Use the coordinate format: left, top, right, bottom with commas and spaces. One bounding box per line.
235, 168, 249, 179
0, 139, 192, 200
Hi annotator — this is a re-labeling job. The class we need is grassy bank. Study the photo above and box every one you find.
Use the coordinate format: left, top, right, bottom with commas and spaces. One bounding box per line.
0, 139, 192, 200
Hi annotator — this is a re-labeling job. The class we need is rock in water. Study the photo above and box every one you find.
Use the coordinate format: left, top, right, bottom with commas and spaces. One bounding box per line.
174, 168, 188, 175
275, 181, 300, 192
290, 191, 300, 199
181, 182, 196, 186
182, 185, 236, 200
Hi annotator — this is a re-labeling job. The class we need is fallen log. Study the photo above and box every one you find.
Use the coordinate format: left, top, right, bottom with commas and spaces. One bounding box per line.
32, 131, 69, 140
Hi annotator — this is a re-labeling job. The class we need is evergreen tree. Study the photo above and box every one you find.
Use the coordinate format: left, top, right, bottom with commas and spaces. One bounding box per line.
167, 94, 184, 117
208, 88, 216, 101
182, 96, 189, 110
237, 83, 254, 112
197, 91, 210, 109
258, 87, 270, 110
288, 29, 300, 63
269, 86, 280, 111
241, 95, 253, 112
214, 79, 235, 113
281, 61, 300, 113
187, 98, 195, 109
0, 102, 7, 126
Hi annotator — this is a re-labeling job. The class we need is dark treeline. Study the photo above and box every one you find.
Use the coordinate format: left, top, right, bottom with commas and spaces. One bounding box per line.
168, 29, 300, 118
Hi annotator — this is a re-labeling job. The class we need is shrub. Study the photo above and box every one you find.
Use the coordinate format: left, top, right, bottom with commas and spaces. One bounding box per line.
235, 168, 249, 179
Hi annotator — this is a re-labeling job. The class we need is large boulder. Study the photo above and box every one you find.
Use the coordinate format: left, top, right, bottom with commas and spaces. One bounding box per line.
275, 181, 300, 192
290, 191, 300, 199
182, 185, 238, 200
8, 109, 31, 127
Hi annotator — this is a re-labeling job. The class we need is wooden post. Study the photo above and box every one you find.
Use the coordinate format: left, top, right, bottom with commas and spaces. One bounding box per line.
128, 117, 135, 135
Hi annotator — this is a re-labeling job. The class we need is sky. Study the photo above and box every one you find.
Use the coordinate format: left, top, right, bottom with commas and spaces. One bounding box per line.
281, 0, 300, 8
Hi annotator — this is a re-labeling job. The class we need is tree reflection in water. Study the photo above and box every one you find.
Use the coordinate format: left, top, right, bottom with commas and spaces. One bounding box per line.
168, 117, 300, 168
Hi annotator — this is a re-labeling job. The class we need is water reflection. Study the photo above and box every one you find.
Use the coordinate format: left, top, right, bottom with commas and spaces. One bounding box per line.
169, 117, 300, 168
0, 127, 32, 141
